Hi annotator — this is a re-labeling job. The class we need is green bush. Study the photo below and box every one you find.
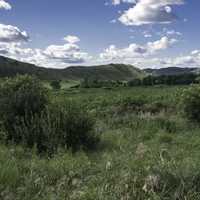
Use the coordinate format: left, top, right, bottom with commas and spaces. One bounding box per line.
0, 75, 48, 144
49, 103, 98, 152
127, 79, 141, 87
117, 96, 148, 114
181, 85, 200, 122
0, 75, 98, 154
13, 103, 98, 154
50, 80, 61, 90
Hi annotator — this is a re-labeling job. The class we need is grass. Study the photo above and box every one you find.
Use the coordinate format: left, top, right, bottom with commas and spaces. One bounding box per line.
43, 79, 80, 90
1, 85, 200, 199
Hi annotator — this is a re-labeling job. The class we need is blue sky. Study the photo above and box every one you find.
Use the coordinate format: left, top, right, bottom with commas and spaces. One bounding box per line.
0, 0, 199, 68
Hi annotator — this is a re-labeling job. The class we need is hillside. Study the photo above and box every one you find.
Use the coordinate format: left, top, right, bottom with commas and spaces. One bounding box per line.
61, 64, 145, 80
0, 56, 145, 81
144, 67, 198, 76
1, 55, 199, 81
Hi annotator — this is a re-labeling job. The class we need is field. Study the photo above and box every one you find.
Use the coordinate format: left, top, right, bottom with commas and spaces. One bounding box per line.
1, 85, 200, 199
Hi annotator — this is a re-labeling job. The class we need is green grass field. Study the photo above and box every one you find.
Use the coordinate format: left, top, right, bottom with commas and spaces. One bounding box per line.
1, 85, 200, 199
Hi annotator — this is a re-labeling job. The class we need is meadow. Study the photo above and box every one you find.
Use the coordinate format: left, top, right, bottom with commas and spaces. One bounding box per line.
1, 82, 200, 200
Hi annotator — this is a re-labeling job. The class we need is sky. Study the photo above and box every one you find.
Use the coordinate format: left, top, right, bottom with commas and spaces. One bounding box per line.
0, 0, 199, 69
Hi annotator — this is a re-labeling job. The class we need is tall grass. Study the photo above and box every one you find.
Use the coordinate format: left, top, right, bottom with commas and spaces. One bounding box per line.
1, 83, 200, 199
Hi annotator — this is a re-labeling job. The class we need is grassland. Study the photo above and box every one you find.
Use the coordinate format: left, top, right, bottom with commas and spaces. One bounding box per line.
1, 85, 200, 199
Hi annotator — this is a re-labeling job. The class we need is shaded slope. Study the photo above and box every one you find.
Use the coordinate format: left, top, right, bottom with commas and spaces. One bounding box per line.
0, 56, 145, 80
144, 67, 198, 76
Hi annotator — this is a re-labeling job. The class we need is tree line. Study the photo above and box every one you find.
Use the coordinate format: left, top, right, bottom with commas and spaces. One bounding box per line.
79, 73, 199, 88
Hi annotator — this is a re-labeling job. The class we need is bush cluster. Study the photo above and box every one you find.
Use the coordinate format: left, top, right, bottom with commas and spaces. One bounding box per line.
80, 77, 125, 88
181, 85, 200, 122
50, 80, 61, 90
0, 75, 98, 154
128, 74, 198, 87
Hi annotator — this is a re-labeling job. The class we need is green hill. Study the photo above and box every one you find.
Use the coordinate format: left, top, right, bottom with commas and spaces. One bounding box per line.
0, 56, 145, 81
144, 67, 198, 76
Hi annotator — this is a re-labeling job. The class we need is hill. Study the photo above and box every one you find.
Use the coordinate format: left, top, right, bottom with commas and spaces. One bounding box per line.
144, 67, 198, 76
0, 56, 145, 81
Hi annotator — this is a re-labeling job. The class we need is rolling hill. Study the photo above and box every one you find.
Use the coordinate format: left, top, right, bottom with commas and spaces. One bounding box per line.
0, 56, 145, 81
0, 55, 199, 81
144, 67, 198, 76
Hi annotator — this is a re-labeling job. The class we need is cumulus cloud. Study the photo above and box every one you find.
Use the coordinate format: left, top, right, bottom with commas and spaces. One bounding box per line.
99, 48, 200, 69
44, 43, 90, 64
0, 0, 11, 10
0, 31, 91, 67
170, 51, 200, 67
141, 50, 200, 69
144, 34, 152, 38
0, 43, 91, 67
111, 0, 136, 5
100, 36, 177, 62
0, 24, 29, 43
147, 36, 177, 52
100, 43, 147, 62
157, 28, 182, 37
119, 0, 184, 26
64, 35, 80, 44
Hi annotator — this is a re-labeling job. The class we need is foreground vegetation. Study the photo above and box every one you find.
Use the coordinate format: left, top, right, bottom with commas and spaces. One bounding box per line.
1, 76, 200, 199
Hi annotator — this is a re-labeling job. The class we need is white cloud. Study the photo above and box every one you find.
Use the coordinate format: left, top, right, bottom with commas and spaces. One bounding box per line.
111, 0, 136, 5
141, 50, 200, 69
44, 42, 90, 64
158, 28, 182, 37
100, 36, 177, 62
0, 0, 11, 10
64, 35, 80, 44
0, 21, 89, 66
0, 24, 29, 43
147, 36, 177, 52
144, 34, 152, 38
99, 48, 200, 69
0, 30, 91, 67
171, 51, 200, 67
119, 0, 184, 26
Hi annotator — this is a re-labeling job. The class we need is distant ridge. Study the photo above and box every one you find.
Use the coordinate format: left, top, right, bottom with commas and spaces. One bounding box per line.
144, 67, 198, 76
0, 55, 199, 81
0, 56, 145, 81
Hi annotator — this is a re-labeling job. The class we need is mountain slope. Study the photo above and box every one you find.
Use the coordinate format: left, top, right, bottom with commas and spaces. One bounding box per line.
61, 64, 145, 80
0, 56, 145, 81
144, 67, 198, 76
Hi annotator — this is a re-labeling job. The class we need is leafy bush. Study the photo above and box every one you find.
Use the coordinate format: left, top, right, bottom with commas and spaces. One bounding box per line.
13, 103, 98, 154
0, 75, 48, 143
50, 80, 61, 90
49, 103, 98, 152
181, 85, 200, 122
80, 78, 124, 88
0, 75, 98, 154
127, 79, 141, 87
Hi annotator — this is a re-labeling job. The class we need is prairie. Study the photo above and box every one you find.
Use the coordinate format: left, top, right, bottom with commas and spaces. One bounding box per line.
1, 84, 200, 199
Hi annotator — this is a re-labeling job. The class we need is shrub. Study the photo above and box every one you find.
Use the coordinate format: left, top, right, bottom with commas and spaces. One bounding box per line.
12, 103, 98, 154
0, 75, 49, 143
49, 102, 98, 152
50, 80, 61, 90
127, 79, 141, 87
118, 96, 148, 114
181, 85, 200, 122
0, 75, 98, 154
